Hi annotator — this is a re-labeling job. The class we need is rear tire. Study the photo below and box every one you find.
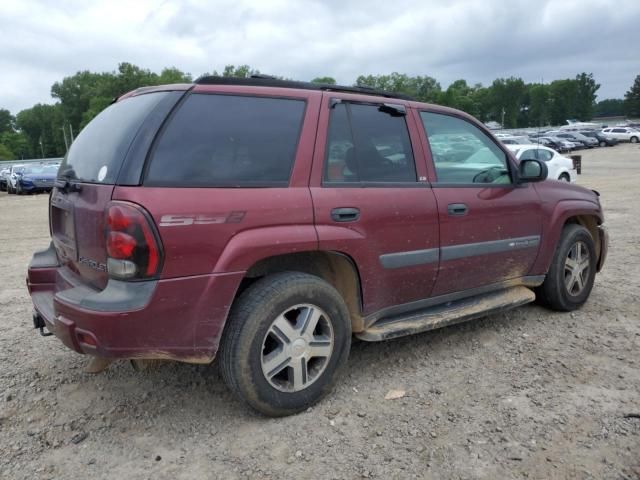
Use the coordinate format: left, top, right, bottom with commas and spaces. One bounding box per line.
536, 224, 596, 311
631, 136, 639, 144
599, 141, 606, 147
219, 272, 351, 417
558, 173, 570, 182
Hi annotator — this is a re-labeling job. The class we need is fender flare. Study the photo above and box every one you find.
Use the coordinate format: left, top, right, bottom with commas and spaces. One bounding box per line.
213, 225, 319, 273
530, 199, 603, 275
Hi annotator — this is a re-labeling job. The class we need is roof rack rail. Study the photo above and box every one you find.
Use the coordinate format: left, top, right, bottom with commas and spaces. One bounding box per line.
193, 75, 415, 101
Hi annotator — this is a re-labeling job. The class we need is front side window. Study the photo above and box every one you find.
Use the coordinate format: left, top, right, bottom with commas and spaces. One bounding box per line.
324, 102, 416, 184
420, 112, 511, 185
146, 94, 306, 187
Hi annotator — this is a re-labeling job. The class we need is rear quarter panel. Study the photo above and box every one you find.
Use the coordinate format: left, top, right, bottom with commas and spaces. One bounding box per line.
112, 88, 322, 278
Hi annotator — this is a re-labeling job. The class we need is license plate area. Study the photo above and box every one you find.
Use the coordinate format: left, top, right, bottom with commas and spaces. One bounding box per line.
50, 193, 77, 262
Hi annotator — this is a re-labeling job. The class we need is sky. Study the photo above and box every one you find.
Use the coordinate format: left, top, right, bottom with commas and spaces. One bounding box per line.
2, 0, 639, 114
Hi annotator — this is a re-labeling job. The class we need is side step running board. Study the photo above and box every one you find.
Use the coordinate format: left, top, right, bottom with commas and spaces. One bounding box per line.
356, 286, 535, 342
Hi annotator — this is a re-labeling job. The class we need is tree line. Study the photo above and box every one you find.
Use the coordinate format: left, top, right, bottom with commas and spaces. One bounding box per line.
1, 62, 639, 160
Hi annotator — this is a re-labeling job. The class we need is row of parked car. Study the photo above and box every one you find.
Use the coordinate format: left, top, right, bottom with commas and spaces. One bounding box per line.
0, 162, 60, 194
496, 125, 640, 152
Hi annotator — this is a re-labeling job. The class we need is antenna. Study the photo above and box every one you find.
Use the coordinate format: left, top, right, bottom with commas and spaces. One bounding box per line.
536, 76, 544, 149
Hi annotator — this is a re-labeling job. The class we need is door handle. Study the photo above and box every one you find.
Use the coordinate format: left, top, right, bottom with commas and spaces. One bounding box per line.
447, 203, 468, 216
331, 207, 360, 222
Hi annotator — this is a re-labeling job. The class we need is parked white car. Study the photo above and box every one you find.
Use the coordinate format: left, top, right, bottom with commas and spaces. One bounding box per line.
6, 164, 26, 194
506, 145, 576, 182
500, 135, 532, 145
0, 167, 10, 191
601, 127, 640, 143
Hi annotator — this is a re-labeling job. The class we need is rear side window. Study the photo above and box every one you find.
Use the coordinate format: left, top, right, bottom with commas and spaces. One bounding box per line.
324, 102, 416, 184
145, 94, 305, 187
60, 92, 169, 184
520, 149, 537, 161
538, 149, 553, 161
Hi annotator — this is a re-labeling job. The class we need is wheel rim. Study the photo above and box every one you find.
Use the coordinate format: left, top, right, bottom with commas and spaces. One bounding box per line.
564, 241, 591, 296
260, 304, 334, 393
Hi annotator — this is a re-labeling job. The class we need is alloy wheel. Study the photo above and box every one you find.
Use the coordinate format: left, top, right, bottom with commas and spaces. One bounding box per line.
260, 304, 334, 393
564, 241, 591, 296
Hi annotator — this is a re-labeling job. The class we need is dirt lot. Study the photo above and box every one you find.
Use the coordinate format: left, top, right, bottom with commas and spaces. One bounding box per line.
0, 145, 639, 480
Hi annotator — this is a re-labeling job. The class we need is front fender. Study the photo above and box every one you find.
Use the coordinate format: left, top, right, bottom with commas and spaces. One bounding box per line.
530, 199, 603, 275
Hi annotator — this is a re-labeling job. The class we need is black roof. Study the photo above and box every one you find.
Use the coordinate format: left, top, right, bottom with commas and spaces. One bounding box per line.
194, 75, 415, 101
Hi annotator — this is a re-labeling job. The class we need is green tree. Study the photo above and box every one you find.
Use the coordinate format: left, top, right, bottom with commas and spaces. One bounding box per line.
574, 72, 600, 120
1, 131, 30, 159
310, 76, 336, 85
528, 83, 550, 126
548, 79, 578, 125
52, 63, 192, 130
51, 70, 107, 131
594, 98, 625, 117
0, 109, 14, 135
158, 67, 192, 84
15, 103, 66, 157
355, 73, 441, 103
438, 80, 481, 116
216, 65, 261, 78
624, 74, 640, 117
0, 143, 14, 160
488, 77, 527, 128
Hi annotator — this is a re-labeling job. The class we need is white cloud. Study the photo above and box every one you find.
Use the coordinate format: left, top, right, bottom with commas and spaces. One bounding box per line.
1, 0, 639, 113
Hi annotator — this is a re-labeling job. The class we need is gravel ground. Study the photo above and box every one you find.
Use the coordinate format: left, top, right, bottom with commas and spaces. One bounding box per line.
0, 144, 638, 480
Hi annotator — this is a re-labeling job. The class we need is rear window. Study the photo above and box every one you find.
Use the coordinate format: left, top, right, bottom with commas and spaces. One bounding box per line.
145, 94, 306, 187
59, 92, 169, 184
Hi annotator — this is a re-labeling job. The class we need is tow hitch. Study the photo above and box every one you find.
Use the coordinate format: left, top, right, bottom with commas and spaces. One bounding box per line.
33, 312, 53, 337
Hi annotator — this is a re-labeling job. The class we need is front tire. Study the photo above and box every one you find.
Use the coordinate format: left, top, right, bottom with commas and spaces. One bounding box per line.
599, 141, 606, 147
536, 224, 597, 311
219, 272, 351, 417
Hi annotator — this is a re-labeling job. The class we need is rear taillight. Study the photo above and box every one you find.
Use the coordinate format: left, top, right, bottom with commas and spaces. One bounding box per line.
105, 202, 163, 280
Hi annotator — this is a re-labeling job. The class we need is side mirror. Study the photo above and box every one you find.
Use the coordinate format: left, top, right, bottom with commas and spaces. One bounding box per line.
517, 159, 547, 183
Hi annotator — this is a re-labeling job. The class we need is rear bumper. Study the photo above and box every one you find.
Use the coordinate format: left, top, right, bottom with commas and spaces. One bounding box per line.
27, 243, 243, 363
597, 225, 608, 272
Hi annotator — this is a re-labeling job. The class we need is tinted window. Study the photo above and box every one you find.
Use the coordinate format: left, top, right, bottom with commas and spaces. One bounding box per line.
420, 112, 511, 185
520, 149, 537, 161
60, 92, 168, 184
612, 128, 625, 133
146, 94, 305, 187
324, 102, 416, 183
538, 149, 553, 161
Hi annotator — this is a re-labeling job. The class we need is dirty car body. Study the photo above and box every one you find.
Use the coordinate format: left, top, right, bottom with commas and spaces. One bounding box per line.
27, 77, 608, 415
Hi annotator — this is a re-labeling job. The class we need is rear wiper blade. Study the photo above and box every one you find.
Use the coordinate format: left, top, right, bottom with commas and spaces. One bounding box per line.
54, 177, 82, 193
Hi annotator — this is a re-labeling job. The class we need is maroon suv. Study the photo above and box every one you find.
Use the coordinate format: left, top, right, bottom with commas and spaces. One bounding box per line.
27, 77, 608, 416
